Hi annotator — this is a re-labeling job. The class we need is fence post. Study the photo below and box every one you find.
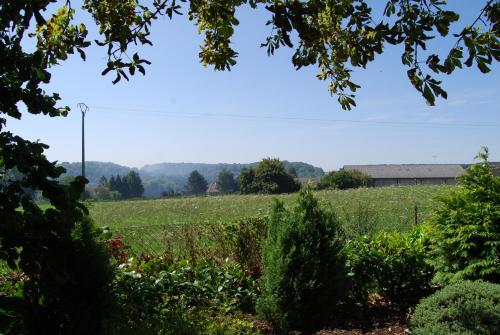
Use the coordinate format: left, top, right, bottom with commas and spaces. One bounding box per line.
413, 205, 418, 226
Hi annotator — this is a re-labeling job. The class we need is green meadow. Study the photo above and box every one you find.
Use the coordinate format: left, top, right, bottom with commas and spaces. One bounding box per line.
88, 185, 451, 231
38, 185, 453, 256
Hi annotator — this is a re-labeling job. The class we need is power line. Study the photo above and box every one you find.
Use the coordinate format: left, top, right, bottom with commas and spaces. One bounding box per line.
89, 105, 500, 129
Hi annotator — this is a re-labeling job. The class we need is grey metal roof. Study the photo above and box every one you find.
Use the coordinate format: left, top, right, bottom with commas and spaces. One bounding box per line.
343, 164, 465, 179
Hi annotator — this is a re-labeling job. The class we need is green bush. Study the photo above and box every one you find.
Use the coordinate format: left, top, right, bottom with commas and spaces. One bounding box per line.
429, 147, 500, 285
0, 216, 114, 335
317, 169, 370, 190
410, 281, 500, 335
257, 188, 347, 334
107, 256, 259, 334
344, 226, 434, 303
223, 217, 267, 277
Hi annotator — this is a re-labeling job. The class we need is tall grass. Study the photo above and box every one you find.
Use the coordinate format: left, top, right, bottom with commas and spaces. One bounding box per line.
84, 186, 452, 256
89, 186, 451, 230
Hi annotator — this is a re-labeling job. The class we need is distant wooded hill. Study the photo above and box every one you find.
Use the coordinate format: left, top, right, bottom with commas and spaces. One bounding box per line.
59, 161, 324, 197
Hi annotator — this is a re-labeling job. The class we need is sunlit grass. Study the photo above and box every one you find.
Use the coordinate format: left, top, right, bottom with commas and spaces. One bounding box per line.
88, 185, 452, 232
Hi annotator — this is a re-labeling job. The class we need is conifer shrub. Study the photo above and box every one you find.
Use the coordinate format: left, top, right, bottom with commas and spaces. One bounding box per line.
410, 281, 500, 335
257, 189, 347, 334
429, 147, 500, 285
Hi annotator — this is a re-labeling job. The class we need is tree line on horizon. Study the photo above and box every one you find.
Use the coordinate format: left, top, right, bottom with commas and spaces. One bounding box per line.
93, 171, 145, 200
184, 158, 370, 196
56, 158, 369, 200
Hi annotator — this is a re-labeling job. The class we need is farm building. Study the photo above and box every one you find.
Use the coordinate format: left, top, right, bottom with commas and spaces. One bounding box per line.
343, 164, 465, 187
207, 182, 219, 195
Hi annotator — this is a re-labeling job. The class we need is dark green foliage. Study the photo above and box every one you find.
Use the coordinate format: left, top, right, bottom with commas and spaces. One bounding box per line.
124, 171, 144, 198
187, 170, 208, 195
344, 226, 434, 303
318, 169, 370, 190
257, 188, 347, 334
0, 130, 114, 334
410, 281, 500, 335
108, 257, 258, 334
239, 168, 258, 194
108, 172, 144, 199
109, 175, 117, 192
216, 169, 239, 194
239, 158, 300, 195
115, 175, 127, 198
429, 147, 500, 285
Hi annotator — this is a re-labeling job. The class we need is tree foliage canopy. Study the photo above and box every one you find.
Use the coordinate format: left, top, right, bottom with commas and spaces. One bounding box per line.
318, 169, 370, 190
240, 158, 300, 194
216, 169, 239, 194
187, 170, 208, 195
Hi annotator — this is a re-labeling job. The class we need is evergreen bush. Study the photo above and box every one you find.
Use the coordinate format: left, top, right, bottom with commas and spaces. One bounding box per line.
410, 281, 500, 335
257, 188, 347, 334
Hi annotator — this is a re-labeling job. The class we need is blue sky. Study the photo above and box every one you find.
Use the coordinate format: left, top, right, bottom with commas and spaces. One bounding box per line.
6, 1, 500, 171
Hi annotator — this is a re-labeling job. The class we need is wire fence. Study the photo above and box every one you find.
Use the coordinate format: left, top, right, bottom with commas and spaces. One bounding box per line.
111, 204, 435, 258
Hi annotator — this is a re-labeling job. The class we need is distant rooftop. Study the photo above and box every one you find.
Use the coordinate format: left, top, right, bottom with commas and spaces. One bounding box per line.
343, 164, 465, 179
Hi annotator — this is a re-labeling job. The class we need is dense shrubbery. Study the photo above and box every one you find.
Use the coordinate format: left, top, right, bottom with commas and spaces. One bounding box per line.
257, 189, 347, 334
429, 148, 500, 285
317, 169, 370, 190
0, 217, 114, 335
240, 158, 300, 194
107, 256, 259, 334
410, 281, 500, 335
344, 226, 434, 303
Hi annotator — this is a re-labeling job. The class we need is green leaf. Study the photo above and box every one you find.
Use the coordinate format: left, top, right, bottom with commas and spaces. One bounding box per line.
423, 84, 435, 106
477, 61, 491, 73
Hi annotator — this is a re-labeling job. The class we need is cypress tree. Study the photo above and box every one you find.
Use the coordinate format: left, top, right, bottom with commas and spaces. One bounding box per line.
109, 175, 117, 192
115, 175, 128, 199
125, 171, 144, 198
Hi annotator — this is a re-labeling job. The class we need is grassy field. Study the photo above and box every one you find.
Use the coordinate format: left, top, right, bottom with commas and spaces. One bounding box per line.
34, 185, 454, 257
82, 185, 453, 256
89, 185, 451, 230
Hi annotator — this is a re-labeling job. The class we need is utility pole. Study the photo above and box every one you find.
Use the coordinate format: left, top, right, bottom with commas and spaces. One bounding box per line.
77, 103, 89, 179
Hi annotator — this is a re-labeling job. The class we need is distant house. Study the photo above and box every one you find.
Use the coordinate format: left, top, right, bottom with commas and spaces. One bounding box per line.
207, 182, 219, 195
343, 164, 465, 187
